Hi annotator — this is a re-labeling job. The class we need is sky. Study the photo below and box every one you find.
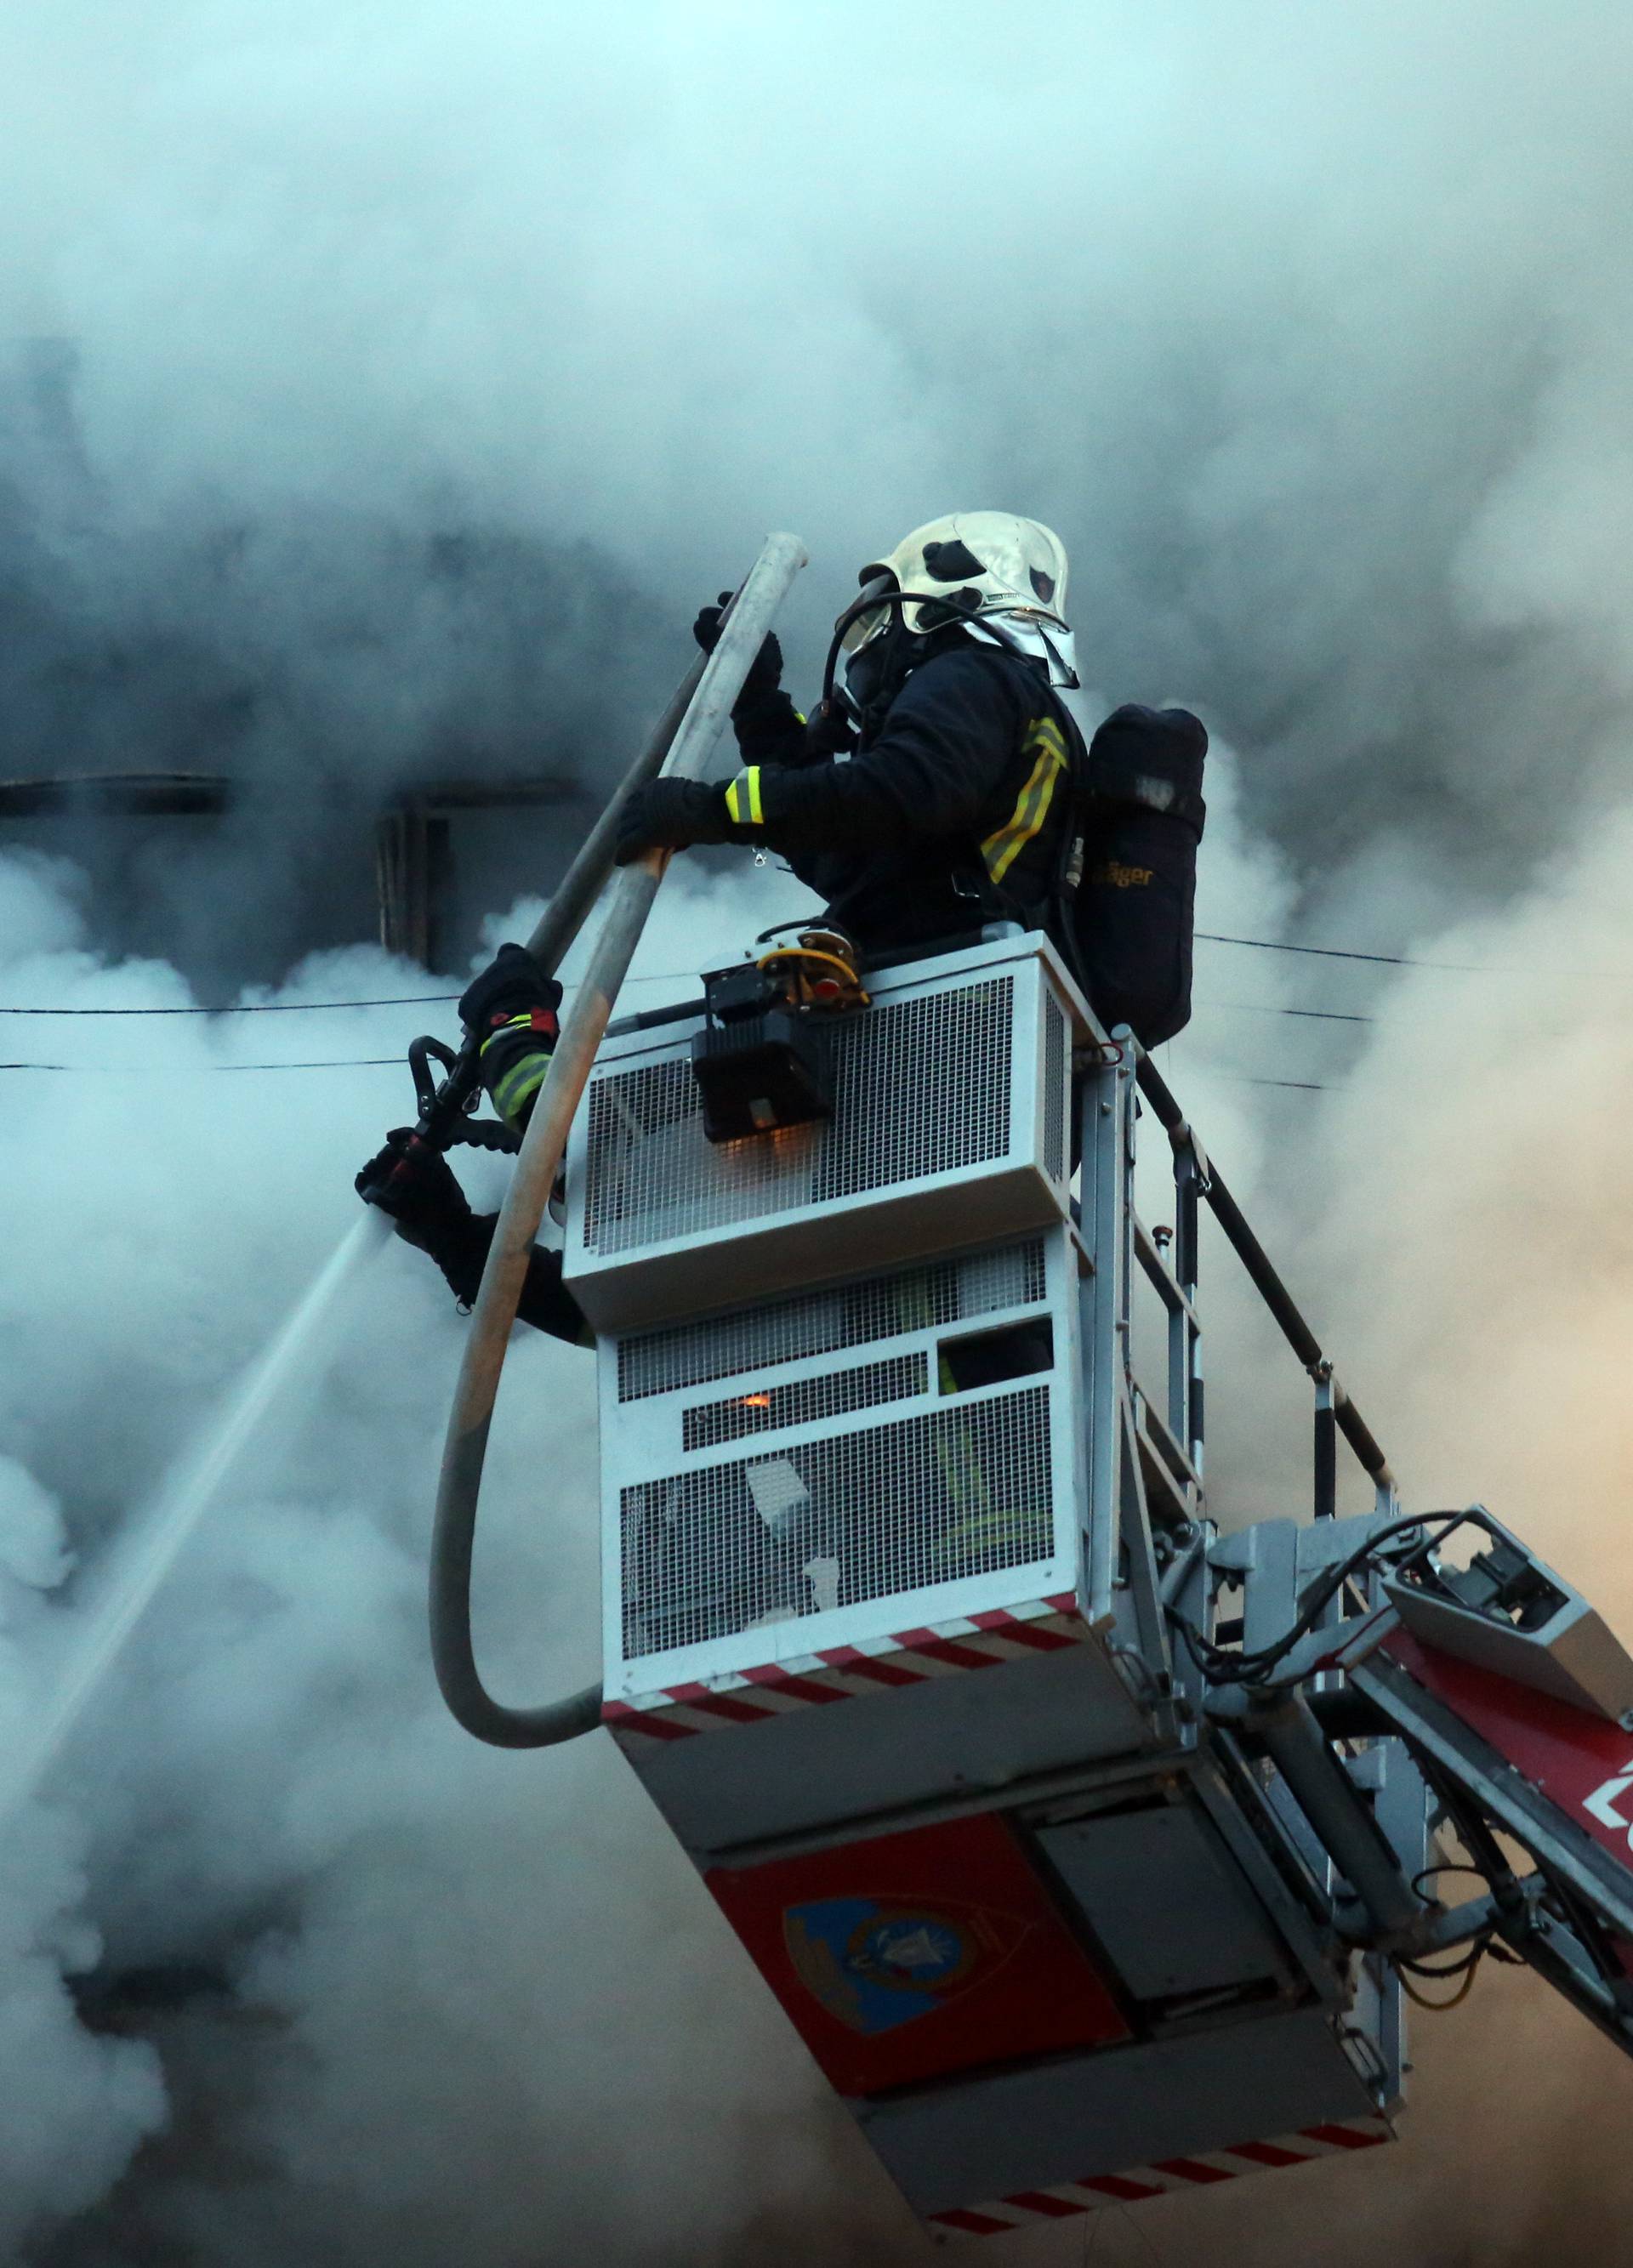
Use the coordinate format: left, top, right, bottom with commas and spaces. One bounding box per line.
6, 2, 1633, 2261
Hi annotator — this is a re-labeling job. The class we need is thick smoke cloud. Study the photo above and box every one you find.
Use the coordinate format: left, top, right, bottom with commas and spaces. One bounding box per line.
9, 1, 1633, 2261
3, 850, 902, 2266
9, 3, 1633, 968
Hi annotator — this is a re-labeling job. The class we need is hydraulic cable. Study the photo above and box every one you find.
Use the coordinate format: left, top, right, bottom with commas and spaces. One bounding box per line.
1173, 1509, 1482, 1691
430, 533, 808, 1749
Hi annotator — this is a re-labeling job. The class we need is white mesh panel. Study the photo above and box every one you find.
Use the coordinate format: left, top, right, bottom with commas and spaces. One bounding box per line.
683, 1353, 928, 1452
616, 1241, 1048, 1401
1044, 991, 1067, 1185
583, 978, 1015, 1258
620, 1386, 1054, 1660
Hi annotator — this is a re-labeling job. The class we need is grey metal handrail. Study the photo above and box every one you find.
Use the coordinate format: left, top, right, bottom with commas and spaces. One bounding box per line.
1133, 1049, 1395, 1515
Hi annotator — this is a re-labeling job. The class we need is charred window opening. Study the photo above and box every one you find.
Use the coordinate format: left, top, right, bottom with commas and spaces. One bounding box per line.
938, 1319, 1054, 1393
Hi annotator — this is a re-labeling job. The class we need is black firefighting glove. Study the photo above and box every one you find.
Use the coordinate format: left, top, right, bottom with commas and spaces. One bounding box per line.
356, 1128, 471, 1252
458, 943, 563, 1134
613, 776, 734, 867
356, 1128, 499, 1306
693, 590, 783, 707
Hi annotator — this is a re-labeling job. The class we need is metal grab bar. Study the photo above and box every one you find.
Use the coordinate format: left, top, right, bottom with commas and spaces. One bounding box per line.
1134, 1049, 1395, 1508
429, 533, 809, 1748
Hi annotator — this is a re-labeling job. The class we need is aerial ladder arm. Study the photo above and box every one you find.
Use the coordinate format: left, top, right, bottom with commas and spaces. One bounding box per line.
1192, 1503, 1633, 2061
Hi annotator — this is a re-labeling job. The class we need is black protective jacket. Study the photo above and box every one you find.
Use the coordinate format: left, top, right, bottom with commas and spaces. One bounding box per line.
412, 645, 1201, 1334
728, 641, 1076, 954
723, 640, 1206, 1047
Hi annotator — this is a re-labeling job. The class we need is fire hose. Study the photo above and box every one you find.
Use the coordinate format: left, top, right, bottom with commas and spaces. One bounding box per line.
429, 531, 808, 1748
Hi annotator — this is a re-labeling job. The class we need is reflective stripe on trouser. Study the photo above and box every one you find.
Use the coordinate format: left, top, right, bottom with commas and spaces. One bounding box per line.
981, 714, 1068, 884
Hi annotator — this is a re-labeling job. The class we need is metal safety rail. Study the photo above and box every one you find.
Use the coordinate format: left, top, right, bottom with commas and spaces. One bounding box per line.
1125, 1044, 1395, 1530
1074, 1022, 1397, 1646
428, 531, 809, 1748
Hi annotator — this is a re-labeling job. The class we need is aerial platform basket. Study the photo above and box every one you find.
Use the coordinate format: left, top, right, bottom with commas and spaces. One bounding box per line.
434, 533, 1633, 2236
571, 935, 1147, 1822
561, 930, 1404, 2235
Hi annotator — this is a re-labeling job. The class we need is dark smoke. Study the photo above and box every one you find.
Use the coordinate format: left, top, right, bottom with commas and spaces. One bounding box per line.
0, 341, 679, 986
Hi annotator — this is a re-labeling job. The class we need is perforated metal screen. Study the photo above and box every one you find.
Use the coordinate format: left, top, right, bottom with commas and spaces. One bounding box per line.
617, 1240, 1048, 1402
683, 1353, 927, 1452
583, 978, 1015, 1258
620, 1385, 1054, 1659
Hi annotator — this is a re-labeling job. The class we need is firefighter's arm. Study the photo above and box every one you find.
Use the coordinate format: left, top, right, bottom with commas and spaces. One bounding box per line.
743, 651, 1026, 851
692, 590, 818, 770
458, 945, 561, 1134
355, 1133, 592, 1344
613, 650, 1024, 864
457, 1219, 594, 1345
731, 686, 816, 768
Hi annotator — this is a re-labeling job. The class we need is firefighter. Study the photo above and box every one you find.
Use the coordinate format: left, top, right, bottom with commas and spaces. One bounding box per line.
607, 514, 1204, 1582
614, 511, 1208, 1049
361, 514, 1206, 1339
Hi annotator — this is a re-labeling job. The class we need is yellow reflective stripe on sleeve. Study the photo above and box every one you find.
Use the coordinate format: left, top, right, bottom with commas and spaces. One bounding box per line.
724, 767, 765, 827
980, 716, 1068, 884
478, 1013, 534, 1060
492, 1055, 550, 1127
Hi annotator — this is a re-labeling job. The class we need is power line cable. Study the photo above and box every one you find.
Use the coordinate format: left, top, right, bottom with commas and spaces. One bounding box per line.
0, 1057, 407, 1073
1214, 1073, 1335, 1092
0, 995, 459, 1017
0, 1054, 1342, 1089
0, 967, 714, 1015
1214, 1000, 1372, 1024
0, 921, 1556, 1015
6, 908, 1594, 1020
1199, 930, 1506, 972
0, 989, 1376, 1027
1199, 930, 1429, 967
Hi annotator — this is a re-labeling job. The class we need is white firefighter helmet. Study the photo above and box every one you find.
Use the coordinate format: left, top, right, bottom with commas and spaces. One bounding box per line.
840, 512, 1071, 662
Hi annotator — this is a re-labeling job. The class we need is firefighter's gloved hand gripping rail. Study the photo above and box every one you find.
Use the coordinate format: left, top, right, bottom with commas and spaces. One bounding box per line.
430, 532, 809, 1749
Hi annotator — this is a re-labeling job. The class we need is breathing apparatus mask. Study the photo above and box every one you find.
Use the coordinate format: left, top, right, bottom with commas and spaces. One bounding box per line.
821, 577, 919, 732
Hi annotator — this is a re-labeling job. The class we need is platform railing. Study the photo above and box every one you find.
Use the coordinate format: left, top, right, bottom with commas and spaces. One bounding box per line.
1075, 1021, 1398, 1723
1129, 1046, 1397, 1527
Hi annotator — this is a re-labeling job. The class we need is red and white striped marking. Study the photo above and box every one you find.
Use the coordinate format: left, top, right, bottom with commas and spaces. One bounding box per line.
925, 2117, 1394, 2238
603, 1597, 1089, 1743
